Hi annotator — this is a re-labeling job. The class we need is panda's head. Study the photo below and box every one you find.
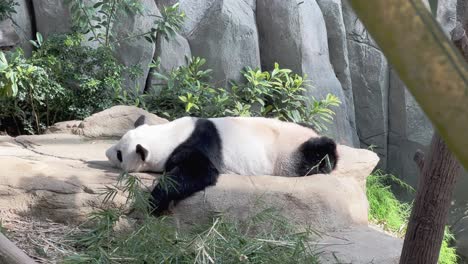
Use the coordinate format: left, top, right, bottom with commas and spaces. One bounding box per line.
105, 116, 153, 172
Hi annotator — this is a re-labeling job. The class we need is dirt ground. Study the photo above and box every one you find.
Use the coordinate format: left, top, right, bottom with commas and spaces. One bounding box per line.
1, 212, 82, 263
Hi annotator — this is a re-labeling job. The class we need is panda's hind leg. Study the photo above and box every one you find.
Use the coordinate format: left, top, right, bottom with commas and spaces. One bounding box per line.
295, 136, 338, 176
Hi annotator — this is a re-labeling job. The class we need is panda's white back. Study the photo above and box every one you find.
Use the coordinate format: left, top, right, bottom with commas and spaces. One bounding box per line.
209, 117, 319, 176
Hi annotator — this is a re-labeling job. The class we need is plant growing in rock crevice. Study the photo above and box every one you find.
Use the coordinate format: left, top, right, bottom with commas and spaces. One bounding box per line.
65, 0, 185, 48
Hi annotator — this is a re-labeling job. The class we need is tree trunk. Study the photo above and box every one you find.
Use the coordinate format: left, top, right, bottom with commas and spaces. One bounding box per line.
399, 133, 461, 264
0, 233, 37, 264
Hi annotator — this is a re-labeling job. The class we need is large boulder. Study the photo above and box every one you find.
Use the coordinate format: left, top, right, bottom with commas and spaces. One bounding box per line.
342, 0, 389, 168
437, 0, 458, 36
173, 144, 378, 231
183, 0, 261, 87
47, 105, 169, 138
0, 132, 378, 232
2, 106, 379, 230
316, 0, 359, 146
318, 226, 402, 264
387, 69, 433, 188
146, 32, 192, 92
112, 0, 159, 92
31, 0, 71, 38
9, 0, 34, 55
0, 106, 403, 261
0, 134, 154, 223
256, 0, 356, 146
0, 20, 20, 48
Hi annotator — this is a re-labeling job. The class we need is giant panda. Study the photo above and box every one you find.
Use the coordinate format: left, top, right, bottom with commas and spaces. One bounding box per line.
106, 115, 338, 215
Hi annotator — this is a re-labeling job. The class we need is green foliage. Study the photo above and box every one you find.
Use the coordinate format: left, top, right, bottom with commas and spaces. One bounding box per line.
0, 49, 65, 134
0, 33, 125, 134
366, 170, 413, 234
30, 33, 124, 119
65, 172, 319, 263
138, 58, 340, 131
148, 3, 185, 42
0, 0, 18, 20
439, 228, 458, 264
65, 0, 184, 47
366, 171, 458, 264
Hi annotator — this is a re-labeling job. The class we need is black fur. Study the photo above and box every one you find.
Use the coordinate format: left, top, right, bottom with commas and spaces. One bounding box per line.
134, 115, 146, 128
149, 118, 223, 215
136, 144, 148, 161
295, 136, 338, 176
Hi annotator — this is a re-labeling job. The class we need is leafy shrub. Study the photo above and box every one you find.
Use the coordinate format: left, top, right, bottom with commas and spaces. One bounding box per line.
30, 33, 125, 119
0, 49, 66, 134
366, 171, 458, 264
65, 0, 184, 47
135, 57, 341, 131
0, 33, 125, 134
64, 172, 319, 263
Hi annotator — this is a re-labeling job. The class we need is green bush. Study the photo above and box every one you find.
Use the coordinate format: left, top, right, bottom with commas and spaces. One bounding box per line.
366, 171, 458, 264
0, 49, 66, 134
130, 57, 341, 131
0, 33, 125, 134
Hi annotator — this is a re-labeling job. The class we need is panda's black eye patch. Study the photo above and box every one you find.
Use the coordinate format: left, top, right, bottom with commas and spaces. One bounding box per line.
117, 150, 122, 162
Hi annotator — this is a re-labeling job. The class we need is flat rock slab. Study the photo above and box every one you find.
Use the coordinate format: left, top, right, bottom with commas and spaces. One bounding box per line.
0, 132, 401, 262
1, 133, 378, 233
317, 226, 402, 264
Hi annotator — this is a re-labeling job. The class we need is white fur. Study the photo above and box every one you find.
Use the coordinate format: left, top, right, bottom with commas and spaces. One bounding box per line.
106, 116, 319, 176
209, 117, 318, 175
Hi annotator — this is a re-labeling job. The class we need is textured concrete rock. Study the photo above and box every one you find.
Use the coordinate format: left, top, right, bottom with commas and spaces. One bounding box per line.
0, 132, 379, 233
32, 0, 72, 38
316, 0, 358, 146
318, 226, 402, 263
387, 69, 433, 188
112, 0, 159, 92
146, 32, 192, 91
0, 20, 20, 48
45, 106, 169, 138
156, 33, 191, 74
71, 105, 168, 138
9, 0, 33, 55
185, 0, 261, 87
437, 0, 458, 36
342, 0, 389, 167
0, 134, 154, 223
157, 0, 216, 37
173, 145, 379, 231
256, 0, 356, 146
45, 120, 82, 135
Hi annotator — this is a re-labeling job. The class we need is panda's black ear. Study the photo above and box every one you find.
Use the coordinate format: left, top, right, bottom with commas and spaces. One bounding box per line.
136, 144, 149, 161
134, 115, 146, 128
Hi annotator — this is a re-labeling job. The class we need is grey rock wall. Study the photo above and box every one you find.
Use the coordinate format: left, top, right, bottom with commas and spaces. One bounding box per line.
185, 0, 261, 87
9, 0, 33, 55
32, 0, 71, 38
342, 0, 389, 166
316, 0, 359, 146
256, 0, 356, 146
112, 0, 159, 91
